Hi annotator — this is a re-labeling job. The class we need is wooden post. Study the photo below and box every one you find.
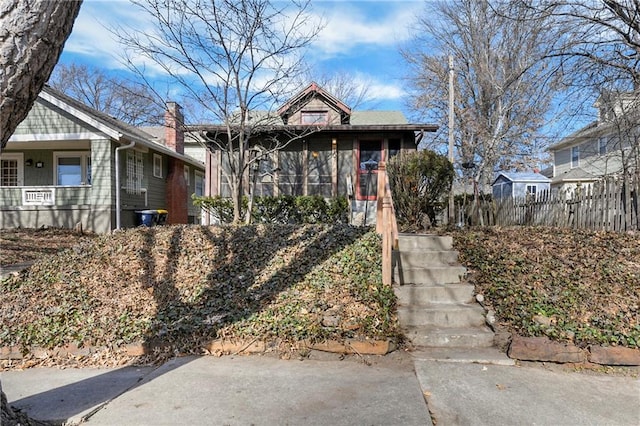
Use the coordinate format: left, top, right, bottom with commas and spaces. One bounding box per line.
376, 162, 387, 233
382, 195, 393, 286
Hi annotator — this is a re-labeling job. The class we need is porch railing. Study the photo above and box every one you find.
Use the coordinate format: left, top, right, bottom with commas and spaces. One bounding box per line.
376, 162, 398, 286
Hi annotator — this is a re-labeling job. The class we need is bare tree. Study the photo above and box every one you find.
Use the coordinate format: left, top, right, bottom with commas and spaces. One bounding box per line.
113, 0, 323, 223
297, 70, 372, 110
525, 2, 640, 185
403, 0, 564, 189
49, 63, 166, 126
0, 2, 82, 421
0, 0, 82, 150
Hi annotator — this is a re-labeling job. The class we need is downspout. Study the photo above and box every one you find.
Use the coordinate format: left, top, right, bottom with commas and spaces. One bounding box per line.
115, 140, 135, 230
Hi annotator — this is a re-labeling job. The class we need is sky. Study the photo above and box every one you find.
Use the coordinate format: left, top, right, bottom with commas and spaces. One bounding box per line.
57, 0, 427, 118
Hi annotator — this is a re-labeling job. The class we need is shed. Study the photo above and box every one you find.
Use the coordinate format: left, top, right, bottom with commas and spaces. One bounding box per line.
492, 172, 551, 200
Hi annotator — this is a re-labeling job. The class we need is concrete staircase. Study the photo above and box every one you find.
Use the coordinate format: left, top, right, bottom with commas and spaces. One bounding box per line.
394, 234, 494, 349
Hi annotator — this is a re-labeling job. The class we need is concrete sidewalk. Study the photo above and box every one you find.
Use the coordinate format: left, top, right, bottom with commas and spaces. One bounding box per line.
2, 353, 431, 426
414, 356, 640, 426
2, 350, 639, 426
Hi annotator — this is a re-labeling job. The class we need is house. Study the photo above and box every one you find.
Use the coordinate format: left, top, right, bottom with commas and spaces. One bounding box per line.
548, 91, 640, 193
492, 171, 551, 200
0, 86, 205, 233
187, 82, 438, 224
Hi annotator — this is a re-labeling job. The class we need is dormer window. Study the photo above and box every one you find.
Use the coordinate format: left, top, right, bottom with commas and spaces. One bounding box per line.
301, 110, 328, 125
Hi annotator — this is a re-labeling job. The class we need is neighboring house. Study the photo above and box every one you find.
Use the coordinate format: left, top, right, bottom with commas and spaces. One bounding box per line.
492, 171, 551, 200
186, 82, 438, 224
0, 86, 205, 233
548, 91, 640, 193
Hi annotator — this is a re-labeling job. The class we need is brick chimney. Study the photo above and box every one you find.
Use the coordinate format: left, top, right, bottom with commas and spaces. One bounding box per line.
164, 101, 188, 224
165, 102, 184, 154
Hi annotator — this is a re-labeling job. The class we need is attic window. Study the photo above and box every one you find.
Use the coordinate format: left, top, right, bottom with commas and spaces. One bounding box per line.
301, 111, 328, 125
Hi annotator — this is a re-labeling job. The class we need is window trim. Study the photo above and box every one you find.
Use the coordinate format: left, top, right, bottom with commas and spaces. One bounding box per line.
153, 154, 163, 178
0, 152, 24, 186
53, 151, 91, 186
194, 170, 204, 197
526, 184, 537, 196
571, 146, 580, 168
598, 137, 607, 155
300, 110, 329, 125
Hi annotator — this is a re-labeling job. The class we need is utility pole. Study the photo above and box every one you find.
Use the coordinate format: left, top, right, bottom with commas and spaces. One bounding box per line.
448, 55, 455, 226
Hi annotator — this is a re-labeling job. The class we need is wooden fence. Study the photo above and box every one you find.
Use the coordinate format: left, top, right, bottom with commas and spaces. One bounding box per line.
456, 176, 640, 232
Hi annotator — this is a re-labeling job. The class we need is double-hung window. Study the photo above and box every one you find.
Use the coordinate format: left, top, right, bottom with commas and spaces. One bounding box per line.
571, 146, 580, 168
54, 151, 91, 186
194, 170, 204, 196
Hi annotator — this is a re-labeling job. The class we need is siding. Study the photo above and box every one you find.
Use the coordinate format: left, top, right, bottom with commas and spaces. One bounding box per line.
287, 97, 343, 125
13, 98, 87, 135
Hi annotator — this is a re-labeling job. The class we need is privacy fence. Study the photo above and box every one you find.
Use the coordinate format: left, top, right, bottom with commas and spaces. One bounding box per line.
456, 176, 640, 232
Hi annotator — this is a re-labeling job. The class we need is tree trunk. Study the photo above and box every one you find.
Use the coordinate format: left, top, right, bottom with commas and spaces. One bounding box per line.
0, 2, 82, 422
0, 0, 83, 148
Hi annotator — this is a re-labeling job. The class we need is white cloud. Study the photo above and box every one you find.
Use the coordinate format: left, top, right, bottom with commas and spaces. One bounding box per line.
311, 1, 423, 56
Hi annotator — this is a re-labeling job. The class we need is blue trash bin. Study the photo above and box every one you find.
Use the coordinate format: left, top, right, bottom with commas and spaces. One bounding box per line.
135, 210, 158, 227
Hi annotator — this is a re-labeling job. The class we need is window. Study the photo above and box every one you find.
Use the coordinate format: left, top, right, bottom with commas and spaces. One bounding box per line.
526, 185, 537, 196
194, 170, 204, 196
599, 137, 607, 155
307, 140, 332, 197
53, 151, 91, 186
571, 146, 580, 168
184, 166, 190, 186
301, 111, 328, 125
153, 154, 163, 178
126, 150, 144, 194
357, 140, 381, 200
0, 153, 23, 186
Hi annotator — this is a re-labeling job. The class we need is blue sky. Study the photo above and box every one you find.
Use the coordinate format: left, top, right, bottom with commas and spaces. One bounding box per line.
58, 0, 426, 116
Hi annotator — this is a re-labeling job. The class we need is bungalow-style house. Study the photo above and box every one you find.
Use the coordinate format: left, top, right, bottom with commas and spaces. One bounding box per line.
548, 91, 640, 193
492, 171, 551, 200
187, 82, 438, 224
0, 86, 205, 233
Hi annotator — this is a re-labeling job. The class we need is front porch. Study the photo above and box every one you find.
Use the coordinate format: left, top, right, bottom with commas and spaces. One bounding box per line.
0, 185, 112, 233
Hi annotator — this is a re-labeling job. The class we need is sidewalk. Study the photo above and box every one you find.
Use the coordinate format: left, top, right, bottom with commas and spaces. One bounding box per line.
2, 352, 431, 426
3, 349, 639, 425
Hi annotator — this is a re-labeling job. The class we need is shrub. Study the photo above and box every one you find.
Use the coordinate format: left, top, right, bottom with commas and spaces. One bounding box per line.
193, 194, 350, 225
387, 150, 454, 231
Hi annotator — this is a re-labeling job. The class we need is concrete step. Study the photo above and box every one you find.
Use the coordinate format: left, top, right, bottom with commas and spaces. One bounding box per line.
397, 304, 486, 328
397, 234, 453, 251
411, 347, 516, 365
395, 283, 475, 305
393, 250, 460, 268
394, 265, 466, 285
404, 326, 495, 348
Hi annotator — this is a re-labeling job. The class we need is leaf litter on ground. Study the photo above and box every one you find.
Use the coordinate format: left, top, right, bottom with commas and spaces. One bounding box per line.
1, 224, 400, 369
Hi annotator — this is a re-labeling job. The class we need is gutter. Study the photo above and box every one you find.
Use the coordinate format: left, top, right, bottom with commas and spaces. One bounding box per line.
115, 141, 136, 229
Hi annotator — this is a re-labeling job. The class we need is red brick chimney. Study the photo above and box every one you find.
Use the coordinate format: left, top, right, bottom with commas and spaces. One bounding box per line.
165, 102, 188, 224
165, 102, 184, 154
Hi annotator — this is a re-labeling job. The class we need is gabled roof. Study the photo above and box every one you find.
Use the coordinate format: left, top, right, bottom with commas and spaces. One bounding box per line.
40, 85, 154, 144
276, 82, 351, 118
36, 86, 203, 168
492, 171, 550, 185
